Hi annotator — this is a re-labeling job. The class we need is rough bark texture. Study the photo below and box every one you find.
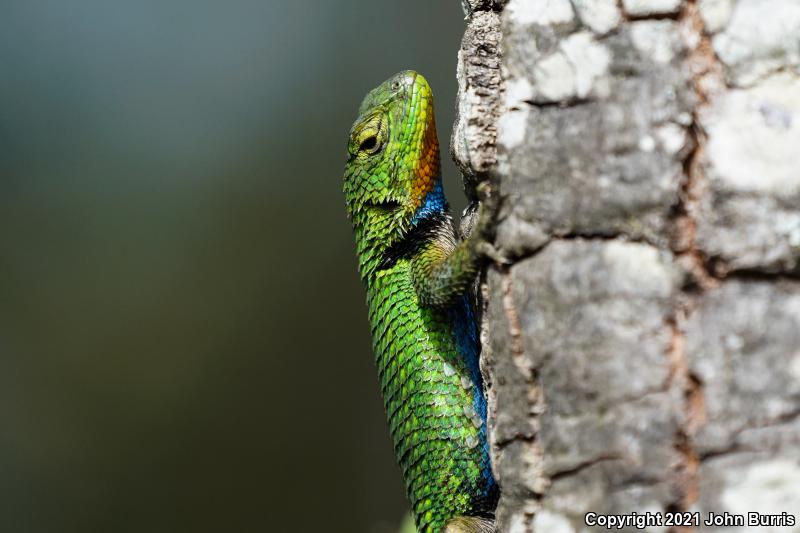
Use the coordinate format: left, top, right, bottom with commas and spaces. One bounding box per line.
454, 1, 800, 532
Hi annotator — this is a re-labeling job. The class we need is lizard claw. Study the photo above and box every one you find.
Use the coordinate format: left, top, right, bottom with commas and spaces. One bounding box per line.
475, 181, 495, 204
476, 241, 510, 265
476, 180, 501, 212
473, 181, 501, 242
475, 181, 501, 228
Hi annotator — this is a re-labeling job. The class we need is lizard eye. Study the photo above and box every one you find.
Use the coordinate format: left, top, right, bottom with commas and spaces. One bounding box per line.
359, 135, 378, 153
391, 80, 401, 91
349, 112, 387, 157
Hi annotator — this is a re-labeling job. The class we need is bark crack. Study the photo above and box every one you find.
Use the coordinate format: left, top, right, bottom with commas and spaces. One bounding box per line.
496, 267, 548, 529
617, 0, 682, 21
698, 406, 800, 461
670, 0, 725, 291
500, 269, 525, 362
661, 4, 728, 530
665, 309, 703, 533
548, 453, 626, 482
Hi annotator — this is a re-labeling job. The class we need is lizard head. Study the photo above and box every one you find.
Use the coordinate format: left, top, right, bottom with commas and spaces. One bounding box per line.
343, 70, 441, 277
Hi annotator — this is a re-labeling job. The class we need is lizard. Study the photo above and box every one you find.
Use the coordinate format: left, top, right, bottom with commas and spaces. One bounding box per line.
342, 70, 499, 533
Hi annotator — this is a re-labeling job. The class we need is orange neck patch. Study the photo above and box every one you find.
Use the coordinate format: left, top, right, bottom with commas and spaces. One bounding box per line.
410, 116, 441, 212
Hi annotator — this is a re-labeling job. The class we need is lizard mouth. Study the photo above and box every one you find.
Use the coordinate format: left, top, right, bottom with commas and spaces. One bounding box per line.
366, 200, 402, 212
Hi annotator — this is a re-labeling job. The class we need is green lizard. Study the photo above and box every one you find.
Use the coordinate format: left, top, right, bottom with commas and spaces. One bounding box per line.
343, 71, 499, 533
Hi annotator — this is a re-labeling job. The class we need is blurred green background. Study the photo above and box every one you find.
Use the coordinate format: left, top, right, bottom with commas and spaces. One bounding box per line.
0, 1, 465, 531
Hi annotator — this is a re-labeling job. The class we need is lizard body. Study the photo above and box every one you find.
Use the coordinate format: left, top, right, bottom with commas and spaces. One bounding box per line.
343, 71, 498, 533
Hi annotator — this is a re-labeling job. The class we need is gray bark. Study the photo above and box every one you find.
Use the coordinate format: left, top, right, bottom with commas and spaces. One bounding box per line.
454, 1, 800, 532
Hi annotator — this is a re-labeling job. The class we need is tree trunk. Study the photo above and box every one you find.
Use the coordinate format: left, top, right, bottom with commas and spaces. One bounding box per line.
453, 1, 800, 531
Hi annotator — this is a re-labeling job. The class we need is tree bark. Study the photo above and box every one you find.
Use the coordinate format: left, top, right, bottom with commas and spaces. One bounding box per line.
454, 1, 800, 531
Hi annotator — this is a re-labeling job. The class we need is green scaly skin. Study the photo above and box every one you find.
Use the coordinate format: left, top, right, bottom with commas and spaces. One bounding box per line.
343, 71, 498, 533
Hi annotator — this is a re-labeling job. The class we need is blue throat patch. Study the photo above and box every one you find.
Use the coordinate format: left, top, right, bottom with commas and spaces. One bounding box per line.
411, 179, 447, 224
